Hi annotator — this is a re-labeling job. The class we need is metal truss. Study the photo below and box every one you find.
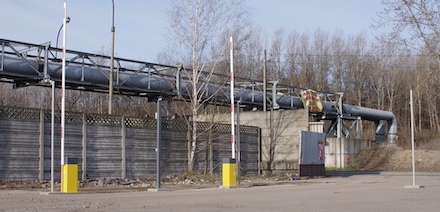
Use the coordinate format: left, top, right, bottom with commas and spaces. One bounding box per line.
0, 38, 398, 142
0, 38, 178, 100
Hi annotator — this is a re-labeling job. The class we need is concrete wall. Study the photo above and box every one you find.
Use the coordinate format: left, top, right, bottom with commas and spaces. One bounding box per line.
325, 137, 371, 169
197, 110, 371, 172
197, 109, 309, 173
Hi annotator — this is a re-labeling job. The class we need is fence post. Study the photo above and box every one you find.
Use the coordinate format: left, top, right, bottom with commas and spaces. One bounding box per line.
258, 128, 262, 175
156, 97, 162, 189
82, 113, 87, 181
121, 116, 126, 179
39, 109, 45, 180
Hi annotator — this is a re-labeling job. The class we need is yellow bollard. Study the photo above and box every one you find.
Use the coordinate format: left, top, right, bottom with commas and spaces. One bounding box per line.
222, 158, 236, 188
61, 158, 78, 193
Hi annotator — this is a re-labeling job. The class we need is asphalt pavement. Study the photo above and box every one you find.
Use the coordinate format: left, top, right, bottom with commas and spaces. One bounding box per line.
1, 171, 439, 212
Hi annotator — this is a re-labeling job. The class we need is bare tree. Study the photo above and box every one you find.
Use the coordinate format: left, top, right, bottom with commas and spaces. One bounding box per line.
296, 33, 314, 88
165, 0, 250, 172
268, 28, 287, 81
286, 30, 301, 87
376, 0, 440, 62
236, 26, 265, 80
329, 29, 347, 92
376, 0, 440, 131
311, 28, 331, 91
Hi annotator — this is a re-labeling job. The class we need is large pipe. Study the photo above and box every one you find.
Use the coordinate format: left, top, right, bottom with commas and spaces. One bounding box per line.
0, 54, 397, 143
1, 55, 173, 92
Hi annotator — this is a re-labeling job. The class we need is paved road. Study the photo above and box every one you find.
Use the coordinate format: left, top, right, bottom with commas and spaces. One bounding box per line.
1, 172, 439, 212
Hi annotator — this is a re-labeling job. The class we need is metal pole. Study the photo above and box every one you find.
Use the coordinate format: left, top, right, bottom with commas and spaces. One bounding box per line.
156, 97, 162, 189
230, 36, 235, 159
263, 49, 267, 112
356, 117, 361, 139
337, 93, 343, 168
337, 93, 343, 139
50, 80, 55, 193
61, 2, 67, 167
404, 89, 423, 189
236, 99, 241, 184
109, 0, 115, 114
410, 89, 416, 186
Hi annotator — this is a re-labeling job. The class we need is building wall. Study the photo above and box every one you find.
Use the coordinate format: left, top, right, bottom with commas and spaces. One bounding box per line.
325, 137, 371, 169
197, 109, 309, 173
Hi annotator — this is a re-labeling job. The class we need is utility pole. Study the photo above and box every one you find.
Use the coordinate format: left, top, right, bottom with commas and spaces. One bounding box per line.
263, 49, 267, 112
109, 0, 115, 114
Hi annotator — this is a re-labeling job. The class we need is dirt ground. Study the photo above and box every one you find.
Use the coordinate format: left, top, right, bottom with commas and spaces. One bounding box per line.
350, 146, 440, 172
0, 173, 302, 193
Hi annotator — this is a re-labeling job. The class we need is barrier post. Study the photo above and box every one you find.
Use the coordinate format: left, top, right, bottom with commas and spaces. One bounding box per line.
222, 158, 236, 188
61, 157, 78, 193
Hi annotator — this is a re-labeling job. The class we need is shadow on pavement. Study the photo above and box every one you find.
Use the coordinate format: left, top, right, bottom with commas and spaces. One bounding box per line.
326, 171, 381, 177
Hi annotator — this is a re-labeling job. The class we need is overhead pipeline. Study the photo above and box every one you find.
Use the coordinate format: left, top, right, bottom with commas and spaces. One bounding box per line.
0, 54, 397, 143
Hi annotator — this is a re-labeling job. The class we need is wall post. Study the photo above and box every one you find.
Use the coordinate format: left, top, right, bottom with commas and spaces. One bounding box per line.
121, 116, 126, 179
39, 109, 45, 180
82, 113, 87, 181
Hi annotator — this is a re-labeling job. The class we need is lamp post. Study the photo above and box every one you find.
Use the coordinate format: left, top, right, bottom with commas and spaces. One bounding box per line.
55, 17, 70, 60
60, 2, 69, 192
109, 0, 115, 114
51, 12, 71, 194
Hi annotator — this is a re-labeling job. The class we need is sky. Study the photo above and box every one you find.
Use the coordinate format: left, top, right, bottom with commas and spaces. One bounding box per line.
1, 0, 385, 63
